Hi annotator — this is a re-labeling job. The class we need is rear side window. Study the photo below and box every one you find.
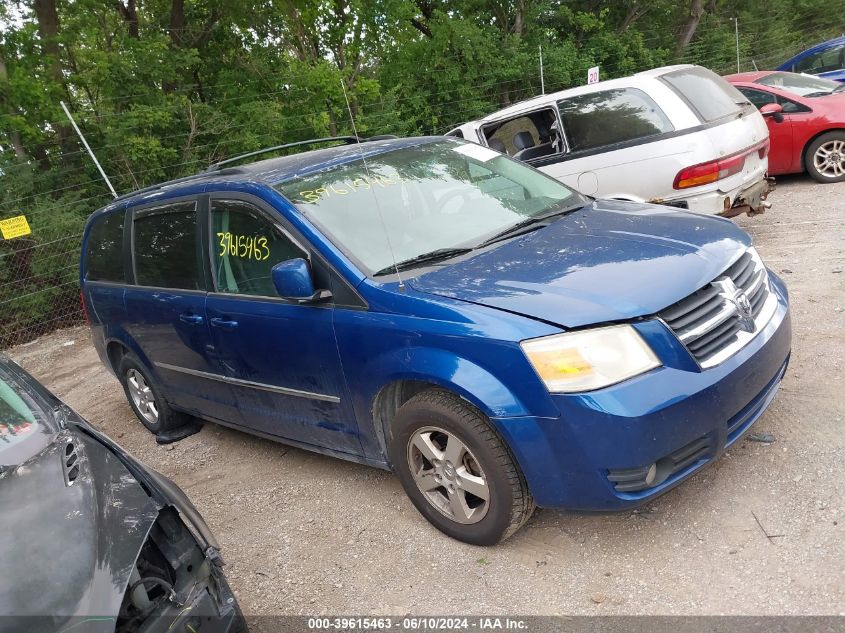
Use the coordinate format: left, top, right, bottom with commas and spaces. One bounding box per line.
557, 88, 673, 152
132, 202, 200, 289
84, 211, 125, 282
794, 44, 844, 73
211, 200, 305, 297
662, 67, 746, 122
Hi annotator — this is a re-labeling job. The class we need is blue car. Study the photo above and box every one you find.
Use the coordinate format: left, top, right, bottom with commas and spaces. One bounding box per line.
777, 36, 845, 83
81, 136, 791, 545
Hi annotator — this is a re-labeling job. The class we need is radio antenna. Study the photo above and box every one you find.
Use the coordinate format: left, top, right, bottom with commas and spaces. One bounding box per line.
338, 79, 404, 290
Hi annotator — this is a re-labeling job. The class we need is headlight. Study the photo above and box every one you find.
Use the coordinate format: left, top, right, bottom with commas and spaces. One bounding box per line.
520, 324, 660, 393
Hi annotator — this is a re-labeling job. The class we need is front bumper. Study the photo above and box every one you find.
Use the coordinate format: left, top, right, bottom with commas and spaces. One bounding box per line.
492, 274, 791, 510
144, 564, 245, 633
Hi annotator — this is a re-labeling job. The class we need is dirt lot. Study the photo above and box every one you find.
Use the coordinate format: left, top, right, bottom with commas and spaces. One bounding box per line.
9, 175, 844, 616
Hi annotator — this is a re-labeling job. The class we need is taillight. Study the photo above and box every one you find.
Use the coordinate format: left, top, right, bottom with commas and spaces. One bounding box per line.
674, 154, 746, 189
80, 290, 91, 325
673, 140, 768, 190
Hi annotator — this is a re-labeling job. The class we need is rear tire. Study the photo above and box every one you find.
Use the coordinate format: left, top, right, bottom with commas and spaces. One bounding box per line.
118, 354, 189, 435
388, 389, 535, 545
805, 131, 845, 183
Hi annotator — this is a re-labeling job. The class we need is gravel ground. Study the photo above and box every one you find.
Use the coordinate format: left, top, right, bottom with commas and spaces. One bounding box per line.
8, 175, 844, 616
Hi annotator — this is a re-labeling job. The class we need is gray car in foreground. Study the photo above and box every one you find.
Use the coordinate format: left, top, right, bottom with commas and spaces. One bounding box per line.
0, 357, 245, 633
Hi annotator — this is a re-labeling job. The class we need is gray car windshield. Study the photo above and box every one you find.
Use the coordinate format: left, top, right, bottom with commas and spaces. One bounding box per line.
757, 72, 844, 97
0, 370, 56, 467
275, 139, 584, 276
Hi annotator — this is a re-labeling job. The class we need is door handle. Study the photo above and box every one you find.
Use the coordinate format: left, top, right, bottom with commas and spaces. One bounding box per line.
179, 313, 204, 325
210, 317, 239, 330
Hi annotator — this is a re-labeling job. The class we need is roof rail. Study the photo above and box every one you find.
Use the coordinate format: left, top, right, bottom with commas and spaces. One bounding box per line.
204, 135, 398, 172
205, 136, 362, 172
111, 168, 244, 203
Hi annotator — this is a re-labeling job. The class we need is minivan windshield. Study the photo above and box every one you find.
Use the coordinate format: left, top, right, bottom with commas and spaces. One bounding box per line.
757, 72, 845, 97
275, 139, 585, 276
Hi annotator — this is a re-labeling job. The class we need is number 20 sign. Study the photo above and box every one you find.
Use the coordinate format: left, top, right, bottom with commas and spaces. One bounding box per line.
587, 66, 600, 85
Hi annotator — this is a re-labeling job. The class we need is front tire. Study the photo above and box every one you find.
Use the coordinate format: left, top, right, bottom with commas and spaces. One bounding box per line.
806, 131, 845, 183
119, 353, 189, 435
389, 389, 534, 545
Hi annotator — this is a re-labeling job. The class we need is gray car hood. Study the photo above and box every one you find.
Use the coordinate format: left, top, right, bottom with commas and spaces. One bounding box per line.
0, 427, 159, 625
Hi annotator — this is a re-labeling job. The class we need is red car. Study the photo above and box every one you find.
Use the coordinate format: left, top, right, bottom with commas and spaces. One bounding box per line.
726, 71, 845, 182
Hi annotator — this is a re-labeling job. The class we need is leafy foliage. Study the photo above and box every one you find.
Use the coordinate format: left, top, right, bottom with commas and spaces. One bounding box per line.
0, 0, 843, 343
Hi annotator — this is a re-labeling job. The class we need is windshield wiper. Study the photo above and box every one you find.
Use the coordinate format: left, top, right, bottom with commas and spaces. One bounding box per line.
803, 90, 834, 97
476, 206, 581, 248
372, 247, 474, 276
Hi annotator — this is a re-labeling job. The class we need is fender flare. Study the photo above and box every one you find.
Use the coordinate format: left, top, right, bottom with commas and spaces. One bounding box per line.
102, 328, 158, 381
357, 346, 561, 468
365, 346, 534, 421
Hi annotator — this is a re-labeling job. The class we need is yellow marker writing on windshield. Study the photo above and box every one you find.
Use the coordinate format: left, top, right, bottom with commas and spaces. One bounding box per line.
297, 174, 408, 204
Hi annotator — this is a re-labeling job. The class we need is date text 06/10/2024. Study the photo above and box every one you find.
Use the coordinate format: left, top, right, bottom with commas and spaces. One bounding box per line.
307, 617, 529, 631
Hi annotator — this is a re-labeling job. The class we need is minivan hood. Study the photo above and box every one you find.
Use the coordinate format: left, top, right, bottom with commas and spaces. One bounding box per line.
410, 200, 750, 328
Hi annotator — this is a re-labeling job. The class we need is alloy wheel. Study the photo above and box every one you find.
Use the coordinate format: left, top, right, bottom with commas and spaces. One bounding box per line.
406, 426, 490, 524
813, 139, 845, 178
126, 368, 159, 426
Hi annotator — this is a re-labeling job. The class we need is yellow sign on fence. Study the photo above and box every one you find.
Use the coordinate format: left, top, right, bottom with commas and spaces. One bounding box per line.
0, 215, 32, 240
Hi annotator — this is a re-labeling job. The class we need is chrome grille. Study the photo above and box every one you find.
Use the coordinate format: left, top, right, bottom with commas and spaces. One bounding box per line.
659, 248, 776, 368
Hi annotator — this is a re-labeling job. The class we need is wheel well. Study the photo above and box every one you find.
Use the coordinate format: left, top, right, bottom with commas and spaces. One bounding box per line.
802, 128, 845, 171
371, 379, 441, 465
106, 341, 129, 374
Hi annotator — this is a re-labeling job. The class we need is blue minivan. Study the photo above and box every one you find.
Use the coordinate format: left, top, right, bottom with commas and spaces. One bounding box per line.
81, 136, 791, 544
777, 36, 845, 83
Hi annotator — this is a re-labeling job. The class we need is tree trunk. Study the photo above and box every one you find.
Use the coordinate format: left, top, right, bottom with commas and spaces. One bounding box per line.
32, 0, 73, 154
5, 129, 26, 161
33, 0, 62, 80
280, 1, 319, 61
619, 3, 649, 32
169, 0, 185, 47
115, 0, 139, 38
410, 0, 435, 38
512, 0, 525, 37
162, 0, 186, 93
677, 0, 705, 53
0, 53, 27, 160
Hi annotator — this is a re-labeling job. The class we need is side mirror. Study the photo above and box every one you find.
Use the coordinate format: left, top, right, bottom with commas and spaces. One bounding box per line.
271, 258, 332, 304
760, 102, 784, 123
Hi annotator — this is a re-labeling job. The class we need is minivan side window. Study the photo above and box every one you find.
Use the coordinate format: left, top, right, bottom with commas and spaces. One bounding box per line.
557, 88, 673, 152
482, 108, 561, 159
211, 200, 305, 297
84, 211, 125, 282
794, 44, 845, 74
133, 202, 200, 289
662, 66, 747, 122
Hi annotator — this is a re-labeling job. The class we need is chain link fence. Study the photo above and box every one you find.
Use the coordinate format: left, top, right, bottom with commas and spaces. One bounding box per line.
0, 178, 113, 347
0, 228, 86, 348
